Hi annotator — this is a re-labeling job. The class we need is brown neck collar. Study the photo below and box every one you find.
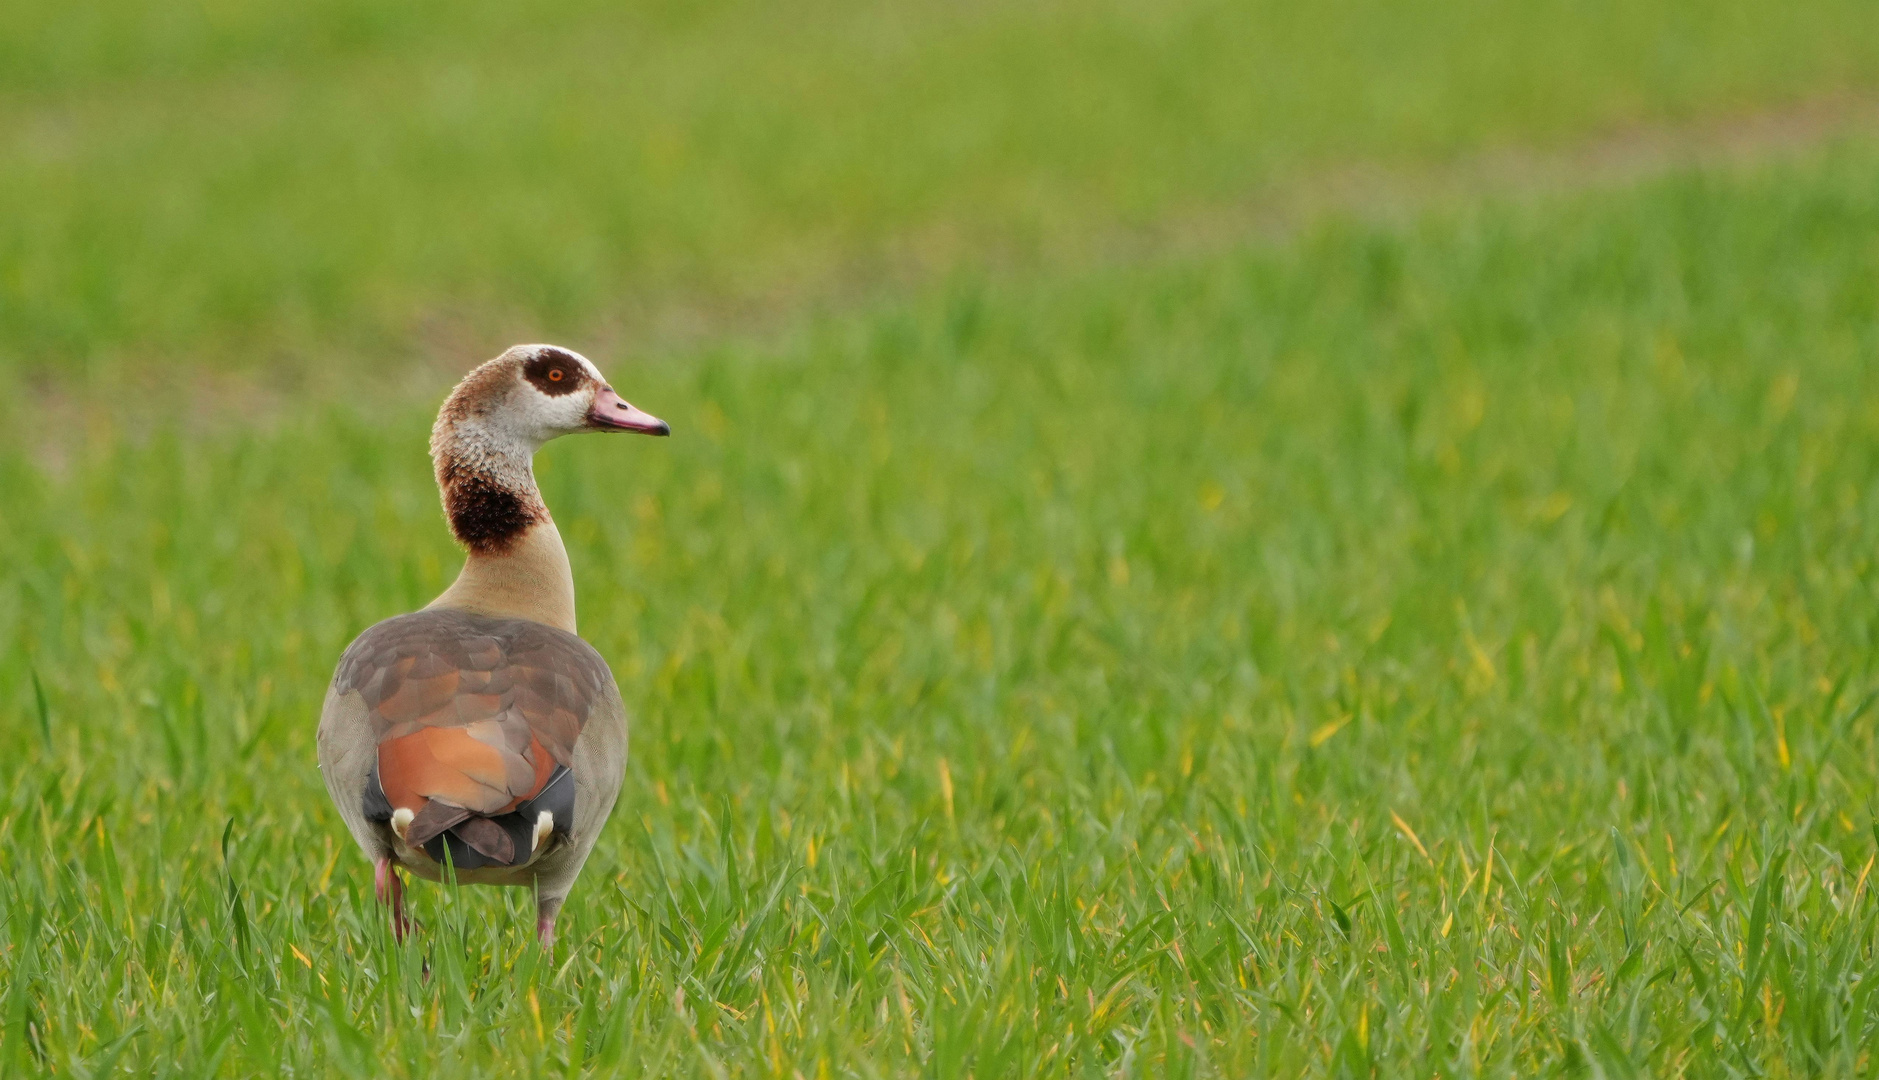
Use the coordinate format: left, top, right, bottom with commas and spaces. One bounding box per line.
428, 417, 576, 632
437, 457, 548, 554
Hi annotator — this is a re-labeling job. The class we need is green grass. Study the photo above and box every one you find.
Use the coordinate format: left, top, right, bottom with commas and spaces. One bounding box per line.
7, 134, 1879, 1073
10, 0, 1879, 1075
6, 0, 1879, 378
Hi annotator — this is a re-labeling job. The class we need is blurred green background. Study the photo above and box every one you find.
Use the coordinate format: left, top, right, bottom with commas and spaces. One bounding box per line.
5, 0, 1879, 380
5, 1, 1879, 1076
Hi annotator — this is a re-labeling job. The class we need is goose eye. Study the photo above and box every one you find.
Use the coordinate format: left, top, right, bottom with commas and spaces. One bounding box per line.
548, 369, 564, 382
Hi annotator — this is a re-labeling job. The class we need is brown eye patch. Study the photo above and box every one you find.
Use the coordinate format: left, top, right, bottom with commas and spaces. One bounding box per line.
523, 349, 585, 396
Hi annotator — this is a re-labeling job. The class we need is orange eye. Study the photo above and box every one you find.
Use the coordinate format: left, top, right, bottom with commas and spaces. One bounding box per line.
548, 369, 564, 382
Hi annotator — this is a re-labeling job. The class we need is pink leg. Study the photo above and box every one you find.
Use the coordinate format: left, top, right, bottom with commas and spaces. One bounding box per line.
537, 895, 563, 950
391, 866, 409, 942
374, 856, 410, 942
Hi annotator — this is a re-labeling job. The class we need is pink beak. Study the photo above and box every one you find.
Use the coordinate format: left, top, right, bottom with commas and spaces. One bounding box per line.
589, 386, 670, 435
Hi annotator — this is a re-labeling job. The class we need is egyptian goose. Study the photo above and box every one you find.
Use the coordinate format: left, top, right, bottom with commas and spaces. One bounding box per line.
317, 344, 668, 948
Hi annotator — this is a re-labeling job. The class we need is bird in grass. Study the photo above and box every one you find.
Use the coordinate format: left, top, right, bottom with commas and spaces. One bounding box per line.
318, 344, 669, 948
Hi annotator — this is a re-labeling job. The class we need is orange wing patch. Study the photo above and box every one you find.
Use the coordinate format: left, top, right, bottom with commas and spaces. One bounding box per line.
335, 609, 615, 846
378, 727, 556, 816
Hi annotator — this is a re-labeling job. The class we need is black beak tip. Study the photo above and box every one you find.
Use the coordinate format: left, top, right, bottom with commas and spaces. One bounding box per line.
651, 421, 671, 437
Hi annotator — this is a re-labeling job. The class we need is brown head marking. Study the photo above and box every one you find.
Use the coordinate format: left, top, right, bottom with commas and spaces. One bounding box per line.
523, 348, 588, 397
438, 357, 518, 423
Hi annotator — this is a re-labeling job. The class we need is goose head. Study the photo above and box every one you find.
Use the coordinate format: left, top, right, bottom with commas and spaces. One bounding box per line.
436, 344, 668, 452
431, 344, 668, 554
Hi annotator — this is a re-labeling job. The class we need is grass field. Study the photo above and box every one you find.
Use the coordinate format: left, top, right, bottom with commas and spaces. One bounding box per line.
7, 0, 1879, 384
7, 1, 1879, 1077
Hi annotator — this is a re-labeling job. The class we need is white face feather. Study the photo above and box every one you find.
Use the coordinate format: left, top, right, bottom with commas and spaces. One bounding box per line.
502, 344, 604, 446
505, 378, 591, 444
